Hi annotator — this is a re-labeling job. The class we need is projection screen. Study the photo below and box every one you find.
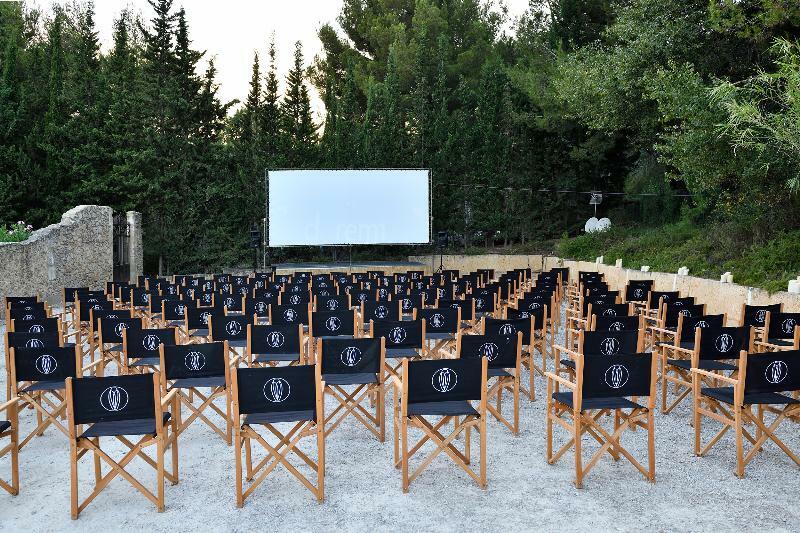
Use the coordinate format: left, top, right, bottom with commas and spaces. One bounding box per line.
267, 169, 431, 246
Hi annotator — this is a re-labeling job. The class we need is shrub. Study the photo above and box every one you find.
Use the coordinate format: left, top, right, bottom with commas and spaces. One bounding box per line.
0, 221, 34, 243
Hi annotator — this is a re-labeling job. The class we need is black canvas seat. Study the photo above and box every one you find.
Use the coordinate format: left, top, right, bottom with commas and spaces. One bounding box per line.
19, 379, 64, 393
80, 412, 172, 438
190, 329, 209, 336
668, 359, 735, 371
767, 337, 793, 347
130, 356, 161, 367
407, 400, 478, 417
171, 376, 226, 389
0, 420, 9, 433
243, 410, 315, 425
552, 391, 643, 411
426, 332, 453, 340
228, 339, 247, 348
488, 368, 511, 378
322, 372, 378, 386
386, 347, 419, 358
700, 386, 800, 406
107, 343, 122, 352
253, 352, 300, 363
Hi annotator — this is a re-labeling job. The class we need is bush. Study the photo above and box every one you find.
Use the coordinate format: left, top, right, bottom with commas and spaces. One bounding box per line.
0, 221, 34, 243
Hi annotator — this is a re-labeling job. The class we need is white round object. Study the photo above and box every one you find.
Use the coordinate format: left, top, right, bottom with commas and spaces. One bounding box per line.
584, 217, 599, 233
596, 218, 611, 231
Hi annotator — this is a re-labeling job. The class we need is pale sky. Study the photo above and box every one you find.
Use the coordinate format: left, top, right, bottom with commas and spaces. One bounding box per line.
41, 0, 531, 119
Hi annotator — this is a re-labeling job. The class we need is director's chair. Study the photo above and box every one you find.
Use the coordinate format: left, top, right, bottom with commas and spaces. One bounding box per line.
0, 396, 19, 495
457, 332, 523, 434
482, 314, 540, 400
160, 342, 232, 445
97, 316, 141, 375
740, 303, 780, 343
370, 318, 426, 389
232, 364, 325, 506
546, 352, 657, 488
415, 307, 461, 359
209, 314, 250, 365
121, 327, 178, 374
754, 312, 800, 352
66, 372, 178, 518
693, 349, 800, 477
247, 324, 305, 366
394, 357, 488, 492
316, 337, 386, 440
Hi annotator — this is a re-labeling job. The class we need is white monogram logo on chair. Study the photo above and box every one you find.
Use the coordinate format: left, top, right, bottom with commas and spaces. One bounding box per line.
283, 308, 297, 322
633, 288, 644, 299
754, 309, 767, 324
695, 320, 710, 328
600, 337, 621, 356
200, 311, 211, 325
375, 305, 389, 319
25, 338, 44, 348
224, 297, 235, 309
679, 309, 691, 317
609, 321, 624, 332
528, 302, 541, 310
602, 308, 617, 317
174, 304, 186, 317
765, 360, 788, 384
225, 320, 243, 336
431, 368, 458, 393
255, 301, 267, 314
358, 293, 368, 302
326, 299, 339, 310
781, 318, 796, 335
340, 346, 362, 367
142, 293, 150, 304
499, 324, 515, 336
114, 322, 129, 338
100, 386, 129, 412
325, 316, 342, 332
518, 311, 530, 319
28, 324, 44, 333
478, 342, 499, 361
475, 298, 485, 310
23, 314, 34, 321
604, 364, 629, 389
389, 327, 407, 344
402, 298, 413, 310
289, 294, 301, 305
430, 313, 445, 329
142, 334, 160, 351
267, 331, 285, 348
715, 334, 734, 353
263, 378, 291, 402
185, 351, 206, 371
35, 354, 57, 375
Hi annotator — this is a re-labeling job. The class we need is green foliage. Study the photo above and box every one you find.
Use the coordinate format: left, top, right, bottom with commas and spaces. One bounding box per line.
0, 220, 33, 242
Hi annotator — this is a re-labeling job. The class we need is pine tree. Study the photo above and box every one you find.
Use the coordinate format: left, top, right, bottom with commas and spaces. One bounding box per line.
281, 41, 317, 166
260, 37, 281, 166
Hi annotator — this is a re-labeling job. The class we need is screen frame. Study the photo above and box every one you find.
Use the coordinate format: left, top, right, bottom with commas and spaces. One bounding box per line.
265, 168, 432, 247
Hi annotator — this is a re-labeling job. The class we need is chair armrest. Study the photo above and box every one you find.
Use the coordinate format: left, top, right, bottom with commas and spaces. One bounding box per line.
544, 372, 576, 389
0, 397, 21, 413
691, 368, 738, 385
161, 388, 178, 408
649, 326, 675, 335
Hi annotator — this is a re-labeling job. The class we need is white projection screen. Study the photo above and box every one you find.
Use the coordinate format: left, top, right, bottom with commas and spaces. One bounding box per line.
267, 169, 431, 246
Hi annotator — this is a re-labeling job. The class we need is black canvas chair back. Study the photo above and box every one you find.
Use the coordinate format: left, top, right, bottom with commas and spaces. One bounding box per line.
250, 324, 302, 357
254, 272, 273, 281
407, 359, 482, 404
743, 350, 800, 394
332, 272, 350, 284
349, 289, 373, 305
253, 288, 278, 301
235, 365, 316, 414
373, 319, 423, 350
697, 326, 750, 361
75, 290, 106, 305
162, 342, 226, 380
219, 293, 243, 313
130, 288, 154, 308
71, 373, 158, 425
8, 304, 48, 323
363, 300, 400, 322
767, 312, 800, 340
625, 281, 653, 302
317, 294, 348, 312
275, 274, 291, 284
234, 284, 250, 297
459, 334, 518, 369
398, 293, 424, 314
472, 292, 496, 314
100, 317, 142, 344
417, 308, 459, 334
187, 306, 223, 330
670, 296, 696, 308
665, 303, 705, 328
320, 338, 381, 375
311, 285, 337, 297
79, 299, 113, 323
648, 290, 679, 309
281, 291, 311, 306
197, 290, 215, 306
506, 306, 545, 328
743, 304, 780, 328
90, 308, 131, 330
484, 316, 532, 345
285, 282, 309, 295
594, 315, 639, 332
217, 282, 233, 294
232, 276, 248, 287
438, 299, 473, 321
679, 314, 725, 340
211, 315, 249, 342
251, 278, 267, 290
583, 330, 640, 357
7, 330, 60, 350
200, 280, 215, 292
12, 316, 59, 334
581, 353, 652, 399
180, 286, 198, 301
162, 299, 190, 323
270, 304, 310, 326
590, 302, 630, 319
124, 328, 176, 360
246, 297, 272, 319
13, 346, 77, 383
6, 296, 38, 309
312, 310, 355, 338
407, 270, 425, 281
106, 281, 130, 297
147, 293, 179, 316
162, 284, 181, 297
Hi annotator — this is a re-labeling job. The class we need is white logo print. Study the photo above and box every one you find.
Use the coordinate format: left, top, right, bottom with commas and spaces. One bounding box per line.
375, 305, 389, 319
754, 309, 767, 324
263, 377, 291, 402
609, 321, 624, 332
225, 320, 243, 336
499, 324, 515, 336
379, 288, 387, 298
358, 293, 368, 302
432, 368, 458, 393
781, 318, 796, 335
325, 316, 342, 332
326, 299, 339, 310
142, 334, 160, 351
92, 304, 102, 311
679, 309, 692, 317
28, 324, 44, 333
267, 331, 285, 348
25, 338, 44, 348
389, 327, 407, 344
602, 308, 617, 316
142, 293, 150, 303
765, 360, 788, 384
402, 298, 412, 310
35, 353, 58, 375
107, 314, 118, 320
519, 311, 530, 319
430, 313, 445, 329
100, 386, 129, 412
479, 342, 500, 361
200, 311, 211, 325
23, 314, 34, 320
185, 351, 206, 371
255, 302, 267, 314
174, 304, 186, 317
715, 334, 734, 353
475, 298, 485, 310
604, 364, 630, 389
600, 337, 621, 356
528, 302, 541, 310
114, 322, 129, 338
289, 294, 301, 305
340, 346, 362, 366
695, 320, 710, 328
283, 308, 297, 322
633, 288, 644, 299
224, 297, 235, 308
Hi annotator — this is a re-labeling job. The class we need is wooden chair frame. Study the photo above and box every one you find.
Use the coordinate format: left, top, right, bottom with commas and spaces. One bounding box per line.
0, 397, 20, 495
754, 312, 800, 353
482, 315, 543, 401
66, 373, 179, 519
232, 366, 325, 506
415, 308, 461, 359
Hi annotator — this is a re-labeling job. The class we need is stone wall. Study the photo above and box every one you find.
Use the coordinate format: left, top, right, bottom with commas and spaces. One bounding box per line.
409, 254, 800, 320
0, 205, 114, 317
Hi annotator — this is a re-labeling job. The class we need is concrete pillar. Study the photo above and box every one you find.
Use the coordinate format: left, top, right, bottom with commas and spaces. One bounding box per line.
127, 211, 143, 283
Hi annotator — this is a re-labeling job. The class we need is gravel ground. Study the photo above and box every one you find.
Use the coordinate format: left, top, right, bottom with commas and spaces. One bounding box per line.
1, 307, 799, 533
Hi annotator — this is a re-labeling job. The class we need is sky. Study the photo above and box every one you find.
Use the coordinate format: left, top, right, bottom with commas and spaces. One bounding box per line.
41, 0, 532, 119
